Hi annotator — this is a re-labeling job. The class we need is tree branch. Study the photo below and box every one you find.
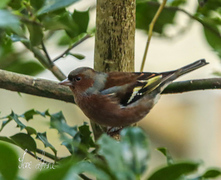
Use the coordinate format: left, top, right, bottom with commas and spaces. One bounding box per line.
0, 69, 74, 103
22, 41, 66, 81
0, 69, 220, 103
41, 41, 52, 62
162, 78, 221, 94
53, 34, 92, 62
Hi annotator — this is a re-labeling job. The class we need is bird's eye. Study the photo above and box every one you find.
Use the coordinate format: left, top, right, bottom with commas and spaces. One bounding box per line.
75, 76, 81, 82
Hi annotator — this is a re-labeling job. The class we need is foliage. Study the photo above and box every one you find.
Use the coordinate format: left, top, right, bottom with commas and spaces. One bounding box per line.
0, 0, 221, 179
0, 110, 220, 180
0, 0, 220, 77
0, 0, 90, 77
136, 0, 221, 60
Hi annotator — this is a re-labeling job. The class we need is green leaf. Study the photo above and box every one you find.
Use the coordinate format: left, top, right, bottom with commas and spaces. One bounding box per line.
33, 161, 75, 180
136, 0, 152, 4
30, 0, 45, 11
25, 126, 37, 135
157, 147, 174, 165
41, 11, 67, 30
22, 109, 49, 121
196, 0, 221, 59
68, 53, 85, 60
8, 0, 22, 10
57, 33, 72, 46
10, 34, 29, 43
61, 12, 80, 38
0, 33, 13, 59
22, 109, 41, 121
50, 111, 78, 137
136, 3, 176, 34
36, 132, 57, 155
97, 127, 151, 179
72, 9, 89, 34
203, 27, 221, 59
72, 161, 111, 180
10, 133, 37, 152
0, 0, 10, 8
197, 0, 221, 15
0, 142, 19, 180
167, 0, 187, 6
10, 111, 26, 130
0, 119, 11, 131
77, 123, 95, 149
27, 24, 43, 46
5, 61, 45, 76
42, 11, 79, 38
37, 0, 80, 15
0, 10, 21, 34
120, 127, 150, 175
0, 109, 48, 131
148, 162, 199, 180
61, 140, 74, 154
97, 134, 135, 179
202, 169, 221, 178
61, 123, 95, 155
0, 136, 16, 145
42, 9, 90, 39
66, 123, 95, 154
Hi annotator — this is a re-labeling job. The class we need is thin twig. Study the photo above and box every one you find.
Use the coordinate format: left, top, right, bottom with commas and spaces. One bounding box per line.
26, 150, 53, 164
41, 41, 52, 62
147, 1, 221, 38
19, 16, 43, 26
24, 148, 61, 164
53, 34, 92, 62
140, 0, 167, 72
79, 174, 92, 180
36, 148, 60, 161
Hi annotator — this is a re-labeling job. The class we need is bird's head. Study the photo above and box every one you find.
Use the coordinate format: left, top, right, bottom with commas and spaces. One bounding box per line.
59, 67, 107, 95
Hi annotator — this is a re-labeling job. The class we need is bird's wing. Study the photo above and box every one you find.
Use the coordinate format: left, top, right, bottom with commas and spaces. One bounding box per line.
101, 72, 165, 106
100, 59, 209, 106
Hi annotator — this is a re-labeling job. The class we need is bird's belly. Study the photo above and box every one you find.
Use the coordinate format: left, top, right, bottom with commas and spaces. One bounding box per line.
76, 97, 150, 127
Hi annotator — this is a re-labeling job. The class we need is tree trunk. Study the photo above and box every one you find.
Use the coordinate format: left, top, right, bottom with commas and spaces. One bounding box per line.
93, 0, 136, 140
94, 0, 135, 72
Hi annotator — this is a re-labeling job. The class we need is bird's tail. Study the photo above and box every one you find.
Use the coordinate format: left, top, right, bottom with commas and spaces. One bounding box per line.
174, 59, 209, 77
155, 59, 208, 93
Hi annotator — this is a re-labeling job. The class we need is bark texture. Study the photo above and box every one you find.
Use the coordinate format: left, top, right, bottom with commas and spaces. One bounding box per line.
94, 0, 136, 72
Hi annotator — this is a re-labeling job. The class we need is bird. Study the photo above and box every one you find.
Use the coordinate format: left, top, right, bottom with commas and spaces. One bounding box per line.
59, 59, 208, 127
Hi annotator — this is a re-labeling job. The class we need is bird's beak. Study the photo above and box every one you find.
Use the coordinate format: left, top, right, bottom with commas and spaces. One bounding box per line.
59, 78, 72, 86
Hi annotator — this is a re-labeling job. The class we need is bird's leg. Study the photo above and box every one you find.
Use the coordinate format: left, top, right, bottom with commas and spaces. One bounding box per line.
106, 126, 124, 136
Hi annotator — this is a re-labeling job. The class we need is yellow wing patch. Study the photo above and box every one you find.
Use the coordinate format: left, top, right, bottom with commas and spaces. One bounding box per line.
127, 74, 162, 104
127, 86, 143, 104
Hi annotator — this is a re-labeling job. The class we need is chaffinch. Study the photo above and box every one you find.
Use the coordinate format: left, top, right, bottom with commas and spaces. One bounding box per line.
59, 59, 208, 127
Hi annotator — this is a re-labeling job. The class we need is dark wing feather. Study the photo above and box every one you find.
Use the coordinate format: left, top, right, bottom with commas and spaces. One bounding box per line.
122, 73, 163, 105
101, 72, 164, 106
